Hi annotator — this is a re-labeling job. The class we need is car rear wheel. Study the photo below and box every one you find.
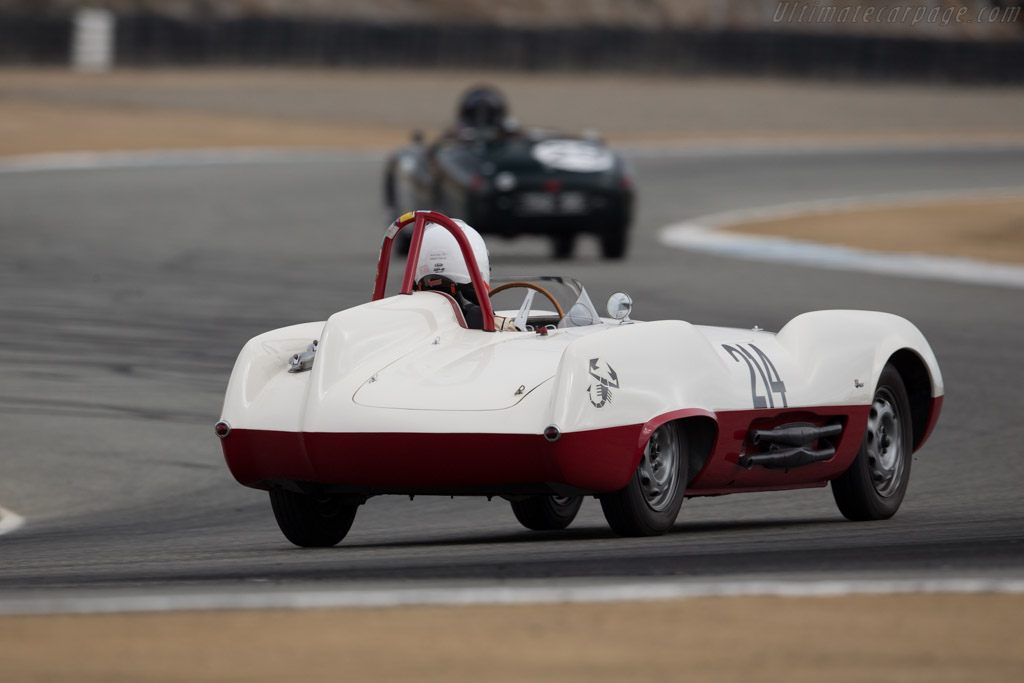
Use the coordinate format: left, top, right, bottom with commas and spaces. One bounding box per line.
269, 489, 358, 547
395, 230, 412, 256
831, 363, 913, 521
551, 232, 576, 260
600, 422, 686, 536
600, 222, 628, 259
383, 161, 416, 256
510, 495, 583, 531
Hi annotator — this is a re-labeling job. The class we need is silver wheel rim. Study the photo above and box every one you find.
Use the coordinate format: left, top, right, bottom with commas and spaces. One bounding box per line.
637, 424, 680, 512
550, 495, 577, 510
865, 388, 905, 498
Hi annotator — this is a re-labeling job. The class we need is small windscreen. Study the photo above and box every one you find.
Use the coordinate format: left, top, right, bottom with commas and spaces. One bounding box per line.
489, 276, 601, 327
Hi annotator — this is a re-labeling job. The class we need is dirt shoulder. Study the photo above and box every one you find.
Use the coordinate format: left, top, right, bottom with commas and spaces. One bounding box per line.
0, 99, 405, 156
3, 68, 1024, 156
1, 593, 1021, 682
729, 195, 1024, 265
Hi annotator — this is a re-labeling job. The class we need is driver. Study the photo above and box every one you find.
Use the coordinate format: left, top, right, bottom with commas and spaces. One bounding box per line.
457, 85, 506, 129
449, 85, 517, 140
415, 219, 519, 331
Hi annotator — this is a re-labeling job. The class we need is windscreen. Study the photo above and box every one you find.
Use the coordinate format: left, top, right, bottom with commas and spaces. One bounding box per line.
489, 276, 601, 328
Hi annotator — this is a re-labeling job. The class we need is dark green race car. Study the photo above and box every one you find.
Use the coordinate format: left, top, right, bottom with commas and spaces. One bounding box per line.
384, 87, 634, 259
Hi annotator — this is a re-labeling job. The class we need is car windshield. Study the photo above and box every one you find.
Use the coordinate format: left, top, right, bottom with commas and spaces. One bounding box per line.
489, 276, 602, 328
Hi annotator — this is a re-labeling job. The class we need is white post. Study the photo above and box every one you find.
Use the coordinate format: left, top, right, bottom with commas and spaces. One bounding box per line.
976, 0, 993, 38
71, 8, 115, 72
762, 0, 776, 28
709, 0, 727, 31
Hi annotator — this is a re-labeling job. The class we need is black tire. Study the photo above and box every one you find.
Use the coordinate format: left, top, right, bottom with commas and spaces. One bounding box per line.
600, 422, 687, 536
600, 223, 628, 259
383, 165, 397, 213
831, 363, 913, 521
384, 168, 413, 257
511, 495, 583, 531
395, 230, 412, 256
384, 162, 415, 257
269, 489, 358, 548
551, 232, 576, 260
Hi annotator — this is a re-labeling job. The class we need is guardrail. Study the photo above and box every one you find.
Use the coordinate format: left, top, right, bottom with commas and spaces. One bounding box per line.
0, 13, 70, 63
1, 12, 1022, 83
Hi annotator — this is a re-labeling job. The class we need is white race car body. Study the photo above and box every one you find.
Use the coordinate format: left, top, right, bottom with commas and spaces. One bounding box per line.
218, 213, 943, 503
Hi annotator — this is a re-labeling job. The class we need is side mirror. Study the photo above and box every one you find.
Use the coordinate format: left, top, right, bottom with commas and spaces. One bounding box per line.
411, 130, 424, 145
606, 292, 633, 323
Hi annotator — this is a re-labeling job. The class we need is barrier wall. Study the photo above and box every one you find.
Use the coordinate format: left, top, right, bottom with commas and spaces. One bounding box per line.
1, 13, 1022, 83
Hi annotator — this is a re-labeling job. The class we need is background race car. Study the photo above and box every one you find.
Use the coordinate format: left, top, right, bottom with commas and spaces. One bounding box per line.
384, 86, 634, 259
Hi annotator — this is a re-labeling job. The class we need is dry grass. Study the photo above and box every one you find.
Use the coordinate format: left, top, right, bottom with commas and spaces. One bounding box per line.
3, 68, 1024, 152
1, 594, 1021, 682
0, 99, 405, 156
731, 195, 1024, 265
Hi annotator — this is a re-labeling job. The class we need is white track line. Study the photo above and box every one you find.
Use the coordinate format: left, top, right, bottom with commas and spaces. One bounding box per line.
0, 506, 25, 536
2, 577, 1023, 616
622, 137, 1024, 159
0, 148, 382, 174
2, 139, 1023, 175
660, 188, 1024, 289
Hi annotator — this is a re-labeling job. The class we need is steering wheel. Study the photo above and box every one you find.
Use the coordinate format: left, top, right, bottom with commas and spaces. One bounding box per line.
488, 281, 565, 319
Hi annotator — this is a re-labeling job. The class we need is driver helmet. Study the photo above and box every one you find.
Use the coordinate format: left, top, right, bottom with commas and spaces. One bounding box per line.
457, 85, 507, 129
415, 219, 490, 303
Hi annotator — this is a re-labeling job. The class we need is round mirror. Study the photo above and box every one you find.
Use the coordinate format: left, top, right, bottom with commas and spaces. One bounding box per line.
607, 292, 633, 320
565, 302, 596, 327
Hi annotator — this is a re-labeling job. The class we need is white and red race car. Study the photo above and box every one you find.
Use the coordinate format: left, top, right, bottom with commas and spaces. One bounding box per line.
216, 211, 943, 546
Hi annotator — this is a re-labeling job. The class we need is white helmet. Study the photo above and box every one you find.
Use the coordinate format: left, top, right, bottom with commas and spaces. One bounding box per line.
415, 219, 490, 296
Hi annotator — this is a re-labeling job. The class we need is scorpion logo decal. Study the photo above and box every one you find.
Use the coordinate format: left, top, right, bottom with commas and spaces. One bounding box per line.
587, 358, 620, 408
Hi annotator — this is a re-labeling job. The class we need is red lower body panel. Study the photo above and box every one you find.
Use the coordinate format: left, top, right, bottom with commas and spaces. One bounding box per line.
222, 425, 641, 494
687, 405, 871, 492
917, 395, 944, 451
221, 404, 874, 497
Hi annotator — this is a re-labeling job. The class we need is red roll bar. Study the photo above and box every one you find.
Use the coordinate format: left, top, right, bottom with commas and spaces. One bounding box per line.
373, 211, 496, 332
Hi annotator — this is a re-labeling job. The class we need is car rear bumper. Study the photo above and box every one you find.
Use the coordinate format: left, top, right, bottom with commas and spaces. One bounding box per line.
220, 425, 644, 496
471, 190, 632, 235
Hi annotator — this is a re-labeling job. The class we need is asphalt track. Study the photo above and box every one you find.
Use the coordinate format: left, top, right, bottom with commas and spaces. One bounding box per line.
1, 144, 1023, 604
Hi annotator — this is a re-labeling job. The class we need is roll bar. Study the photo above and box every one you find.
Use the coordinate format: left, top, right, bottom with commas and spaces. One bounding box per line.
373, 211, 496, 332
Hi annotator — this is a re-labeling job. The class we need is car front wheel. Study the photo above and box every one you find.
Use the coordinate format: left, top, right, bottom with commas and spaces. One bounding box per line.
269, 489, 358, 548
511, 495, 583, 531
600, 422, 686, 536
